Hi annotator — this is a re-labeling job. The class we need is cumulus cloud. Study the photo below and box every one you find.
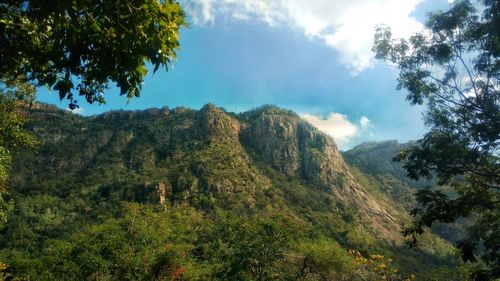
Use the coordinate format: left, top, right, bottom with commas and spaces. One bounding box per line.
301, 113, 371, 148
180, 0, 424, 74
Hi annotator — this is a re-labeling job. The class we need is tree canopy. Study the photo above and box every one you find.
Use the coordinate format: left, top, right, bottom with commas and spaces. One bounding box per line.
0, 0, 185, 108
0, 0, 185, 224
373, 0, 499, 278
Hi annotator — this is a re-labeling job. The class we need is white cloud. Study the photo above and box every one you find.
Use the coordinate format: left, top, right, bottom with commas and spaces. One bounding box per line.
301, 113, 371, 148
180, 0, 424, 73
66, 107, 84, 115
360, 116, 371, 129
181, 0, 217, 25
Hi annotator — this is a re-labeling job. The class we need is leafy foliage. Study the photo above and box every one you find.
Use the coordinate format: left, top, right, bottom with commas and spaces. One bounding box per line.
0, 79, 37, 224
373, 0, 499, 278
193, 212, 291, 280
292, 239, 356, 280
0, 0, 185, 108
350, 251, 416, 281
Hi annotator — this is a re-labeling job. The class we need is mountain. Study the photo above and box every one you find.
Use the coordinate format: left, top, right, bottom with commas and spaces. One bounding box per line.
0, 104, 459, 280
343, 140, 434, 188
344, 141, 469, 244
342, 140, 423, 212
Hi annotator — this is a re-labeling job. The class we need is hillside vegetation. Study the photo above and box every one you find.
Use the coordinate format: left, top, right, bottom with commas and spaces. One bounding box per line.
0, 104, 464, 280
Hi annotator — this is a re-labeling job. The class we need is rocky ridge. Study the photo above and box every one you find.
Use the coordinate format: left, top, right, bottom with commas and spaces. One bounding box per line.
15, 103, 401, 242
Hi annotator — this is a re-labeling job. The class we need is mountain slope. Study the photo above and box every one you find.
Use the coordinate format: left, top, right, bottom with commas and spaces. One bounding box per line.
1, 104, 458, 280
344, 140, 469, 244
240, 108, 397, 239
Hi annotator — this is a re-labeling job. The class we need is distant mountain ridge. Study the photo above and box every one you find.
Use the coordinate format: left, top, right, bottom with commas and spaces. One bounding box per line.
344, 140, 468, 244
343, 140, 431, 187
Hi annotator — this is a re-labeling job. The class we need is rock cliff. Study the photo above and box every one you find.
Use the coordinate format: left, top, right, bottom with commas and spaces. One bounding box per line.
240, 107, 397, 239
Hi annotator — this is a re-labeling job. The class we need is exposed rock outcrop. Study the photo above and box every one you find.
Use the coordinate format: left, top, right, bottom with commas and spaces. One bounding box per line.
241, 108, 399, 241
196, 104, 240, 141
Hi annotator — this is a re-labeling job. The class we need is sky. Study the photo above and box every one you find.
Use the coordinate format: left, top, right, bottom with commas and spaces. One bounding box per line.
37, 0, 453, 150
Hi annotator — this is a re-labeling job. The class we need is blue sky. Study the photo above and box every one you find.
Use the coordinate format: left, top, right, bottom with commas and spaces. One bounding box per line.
37, 0, 452, 149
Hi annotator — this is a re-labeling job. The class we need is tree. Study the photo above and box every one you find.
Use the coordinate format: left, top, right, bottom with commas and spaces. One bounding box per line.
0, 79, 37, 224
293, 239, 355, 280
193, 212, 290, 280
0, 0, 185, 108
373, 0, 499, 279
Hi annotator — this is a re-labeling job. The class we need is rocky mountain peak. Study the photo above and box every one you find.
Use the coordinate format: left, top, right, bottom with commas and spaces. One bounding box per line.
241, 110, 399, 241
197, 104, 241, 141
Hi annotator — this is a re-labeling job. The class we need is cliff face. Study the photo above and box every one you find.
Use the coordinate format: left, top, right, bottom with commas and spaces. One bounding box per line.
240, 108, 397, 238
12, 103, 401, 242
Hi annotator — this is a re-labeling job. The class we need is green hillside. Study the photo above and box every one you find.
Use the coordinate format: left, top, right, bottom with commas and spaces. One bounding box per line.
0, 104, 465, 280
